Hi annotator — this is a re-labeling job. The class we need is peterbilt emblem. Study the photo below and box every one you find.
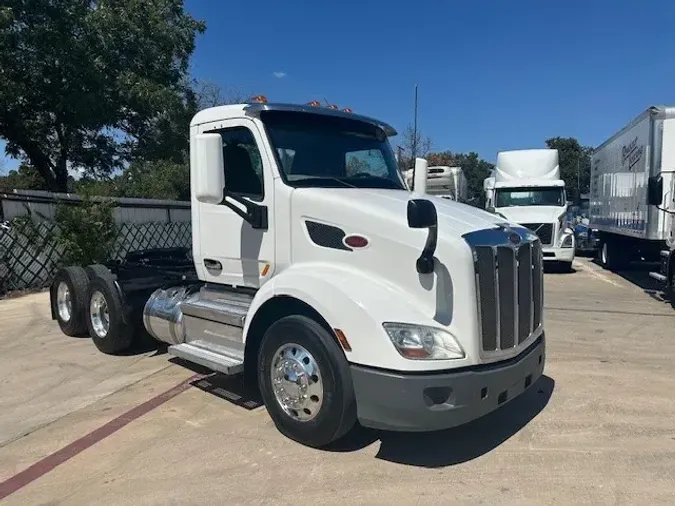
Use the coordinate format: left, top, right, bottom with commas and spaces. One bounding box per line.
508, 232, 521, 244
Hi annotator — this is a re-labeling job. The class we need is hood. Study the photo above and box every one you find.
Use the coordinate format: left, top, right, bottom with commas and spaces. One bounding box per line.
494, 205, 566, 225
292, 188, 507, 237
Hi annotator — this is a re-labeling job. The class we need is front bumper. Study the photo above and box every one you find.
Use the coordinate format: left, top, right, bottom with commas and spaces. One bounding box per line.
542, 246, 574, 262
350, 334, 546, 432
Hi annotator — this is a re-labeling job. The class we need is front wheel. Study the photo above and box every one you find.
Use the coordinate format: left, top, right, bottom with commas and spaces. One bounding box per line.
257, 315, 357, 448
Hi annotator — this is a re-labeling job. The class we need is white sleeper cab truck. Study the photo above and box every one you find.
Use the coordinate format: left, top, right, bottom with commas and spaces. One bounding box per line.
404, 165, 468, 201
591, 106, 675, 274
49, 98, 546, 448
489, 149, 575, 271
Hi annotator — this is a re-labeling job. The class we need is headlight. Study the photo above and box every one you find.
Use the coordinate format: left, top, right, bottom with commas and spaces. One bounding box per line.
382, 322, 465, 360
561, 233, 574, 248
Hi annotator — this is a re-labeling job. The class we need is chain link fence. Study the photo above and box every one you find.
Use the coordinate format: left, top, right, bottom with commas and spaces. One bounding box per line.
0, 220, 192, 295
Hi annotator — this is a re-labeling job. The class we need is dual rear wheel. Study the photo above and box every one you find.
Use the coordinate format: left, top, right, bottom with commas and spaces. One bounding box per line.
51, 265, 134, 354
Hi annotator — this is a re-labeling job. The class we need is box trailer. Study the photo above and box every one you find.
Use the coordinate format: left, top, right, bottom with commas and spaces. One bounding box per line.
590, 106, 675, 270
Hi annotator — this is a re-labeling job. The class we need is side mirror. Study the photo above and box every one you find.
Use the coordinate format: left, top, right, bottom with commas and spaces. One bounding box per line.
648, 176, 663, 206
407, 199, 437, 275
194, 133, 225, 204
407, 198, 437, 229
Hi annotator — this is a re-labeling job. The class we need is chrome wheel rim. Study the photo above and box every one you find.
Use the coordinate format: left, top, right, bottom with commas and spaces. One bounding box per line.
270, 343, 323, 422
56, 282, 72, 322
90, 291, 110, 338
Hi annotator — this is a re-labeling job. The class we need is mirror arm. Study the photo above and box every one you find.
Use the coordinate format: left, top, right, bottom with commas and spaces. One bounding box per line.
220, 190, 268, 230
416, 225, 437, 274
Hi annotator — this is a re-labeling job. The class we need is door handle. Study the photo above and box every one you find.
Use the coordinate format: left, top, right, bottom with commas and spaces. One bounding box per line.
204, 258, 222, 270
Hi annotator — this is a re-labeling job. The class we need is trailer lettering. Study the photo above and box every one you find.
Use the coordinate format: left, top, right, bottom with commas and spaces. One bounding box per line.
621, 137, 644, 171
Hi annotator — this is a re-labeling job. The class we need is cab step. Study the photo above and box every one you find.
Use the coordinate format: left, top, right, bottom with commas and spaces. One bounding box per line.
168, 340, 244, 375
649, 271, 667, 283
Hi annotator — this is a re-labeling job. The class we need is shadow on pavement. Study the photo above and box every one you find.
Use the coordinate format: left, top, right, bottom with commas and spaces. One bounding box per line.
327, 375, 555, 468
169, 357, 264, 410
590, 259, 671, 304
544, 263, 577, 274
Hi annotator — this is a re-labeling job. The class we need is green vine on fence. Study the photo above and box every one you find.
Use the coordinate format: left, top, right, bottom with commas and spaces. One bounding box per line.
53, 195, 118, 266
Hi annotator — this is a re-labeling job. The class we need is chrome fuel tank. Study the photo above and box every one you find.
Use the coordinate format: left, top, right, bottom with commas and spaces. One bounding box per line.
143, 285, 200, 345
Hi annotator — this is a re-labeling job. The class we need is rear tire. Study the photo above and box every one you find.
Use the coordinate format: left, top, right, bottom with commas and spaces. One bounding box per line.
86, 275, 134, 355
257, 315, 357, 448
599, 239, 627, 271
85, 264, 114, 281
50, 266, 90, 336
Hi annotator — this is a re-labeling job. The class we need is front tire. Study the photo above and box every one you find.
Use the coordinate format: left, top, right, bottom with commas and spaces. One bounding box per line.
86, 275, 133, 354
257, 315, 357, 448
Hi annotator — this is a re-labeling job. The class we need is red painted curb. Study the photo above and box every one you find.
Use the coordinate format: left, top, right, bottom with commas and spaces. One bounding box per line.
0, 373, 205, 500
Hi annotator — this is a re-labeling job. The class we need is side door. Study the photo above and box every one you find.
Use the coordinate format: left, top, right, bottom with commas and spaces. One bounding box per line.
196, 118, 276, 288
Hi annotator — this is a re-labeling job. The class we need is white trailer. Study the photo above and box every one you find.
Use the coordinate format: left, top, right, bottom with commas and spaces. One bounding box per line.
590, 106, 675, 271
488, 149, 575, 271
404, 165, 467, 201
49, 98, 546, 448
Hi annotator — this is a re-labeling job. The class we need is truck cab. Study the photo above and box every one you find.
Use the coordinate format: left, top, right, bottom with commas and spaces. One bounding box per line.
488, 149, 575, 271
50, 99, 546, 448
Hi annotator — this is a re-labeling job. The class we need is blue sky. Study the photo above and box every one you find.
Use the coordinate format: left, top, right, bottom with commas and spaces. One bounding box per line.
4, 0, 675, 174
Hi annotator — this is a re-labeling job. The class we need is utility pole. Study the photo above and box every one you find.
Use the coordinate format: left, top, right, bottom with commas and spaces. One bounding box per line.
410, 84, 419, 189
576, 155, 581, 204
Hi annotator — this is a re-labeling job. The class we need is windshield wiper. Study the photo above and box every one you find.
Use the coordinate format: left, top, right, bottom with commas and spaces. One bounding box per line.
291, 176, 355, 188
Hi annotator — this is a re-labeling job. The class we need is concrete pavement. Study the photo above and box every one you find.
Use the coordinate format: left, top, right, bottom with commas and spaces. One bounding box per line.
1, 259, 674, 505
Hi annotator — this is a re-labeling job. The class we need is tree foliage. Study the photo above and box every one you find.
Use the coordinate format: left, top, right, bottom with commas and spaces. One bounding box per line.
53, 195, 118, 266
0, 163, 51, 192
545, 137, 592, 200
0, 0, 205, 192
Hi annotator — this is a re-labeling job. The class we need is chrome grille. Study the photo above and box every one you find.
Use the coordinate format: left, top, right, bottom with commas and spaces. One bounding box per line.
521, 223, 554, 245
465, 225, 544, 354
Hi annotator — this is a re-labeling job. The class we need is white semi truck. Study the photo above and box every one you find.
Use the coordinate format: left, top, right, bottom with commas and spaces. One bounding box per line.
49, 98, 546, 448
487, 149, 575, 271
591, 106, 675, 273
404, 165, 468, 201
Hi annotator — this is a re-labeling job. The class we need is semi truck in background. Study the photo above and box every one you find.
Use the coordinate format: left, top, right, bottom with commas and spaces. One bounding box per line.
590, 106, 675, 274
404, 165, 468, 201
48, 98, 546, 448
486, 149, 575, 271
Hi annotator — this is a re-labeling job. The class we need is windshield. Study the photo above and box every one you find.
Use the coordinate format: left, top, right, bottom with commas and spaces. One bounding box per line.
495, 186, 565, 207
260, 110, 406, 190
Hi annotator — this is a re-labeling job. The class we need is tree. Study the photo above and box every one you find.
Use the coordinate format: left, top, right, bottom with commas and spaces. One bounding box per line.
544, 137, 592, 200
396, 124, 433, 172
0, 0, 205, 192
0, 163, 51, 192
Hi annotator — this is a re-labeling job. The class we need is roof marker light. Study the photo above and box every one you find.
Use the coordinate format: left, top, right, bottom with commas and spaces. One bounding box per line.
342, 108, 353, 113
307, 100, 321, 107
326, 104, 339, 110
250, 95, 267, 103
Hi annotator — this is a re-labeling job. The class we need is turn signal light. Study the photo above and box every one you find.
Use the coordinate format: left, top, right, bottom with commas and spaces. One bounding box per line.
250, 95, 267, 103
